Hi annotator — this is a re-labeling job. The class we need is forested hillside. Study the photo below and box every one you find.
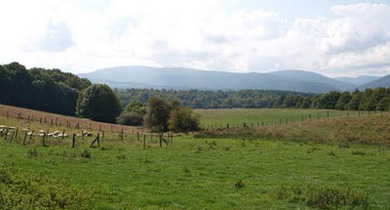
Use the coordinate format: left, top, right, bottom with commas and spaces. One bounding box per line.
0, 62, 91, 115
116, 88, 390, 111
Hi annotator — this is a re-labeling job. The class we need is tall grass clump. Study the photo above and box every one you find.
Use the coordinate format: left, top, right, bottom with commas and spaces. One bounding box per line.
271, 184, 369, 209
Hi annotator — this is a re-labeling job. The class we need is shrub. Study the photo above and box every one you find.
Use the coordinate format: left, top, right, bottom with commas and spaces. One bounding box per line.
168, 107, 200, 132
0, 164, 90, 209
116, 111, 143, 126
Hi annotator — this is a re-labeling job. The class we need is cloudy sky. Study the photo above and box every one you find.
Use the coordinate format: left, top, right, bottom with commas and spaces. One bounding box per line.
0, 0, 389, 77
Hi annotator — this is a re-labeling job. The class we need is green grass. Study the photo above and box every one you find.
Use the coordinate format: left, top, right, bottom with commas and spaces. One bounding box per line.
1, 112, 390, 209
195, 108, 355, 128
1, 134, 390, 209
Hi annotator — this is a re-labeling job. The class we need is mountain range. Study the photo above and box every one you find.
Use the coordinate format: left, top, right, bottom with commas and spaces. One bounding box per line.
79, 66, 390, 94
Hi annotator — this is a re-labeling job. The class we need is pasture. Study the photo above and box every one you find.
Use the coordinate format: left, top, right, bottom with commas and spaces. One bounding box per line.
1, 108, 390, 209
195, 108, 355, 128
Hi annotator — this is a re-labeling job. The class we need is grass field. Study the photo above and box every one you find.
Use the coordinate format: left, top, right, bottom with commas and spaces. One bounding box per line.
1, 108, 390, 209
195, 108, 357, 128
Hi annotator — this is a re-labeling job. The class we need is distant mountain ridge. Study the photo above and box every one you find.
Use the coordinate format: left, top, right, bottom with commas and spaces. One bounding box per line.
335, 76, 380, 86
358, 75, 390, 90
79, 66, 388, 93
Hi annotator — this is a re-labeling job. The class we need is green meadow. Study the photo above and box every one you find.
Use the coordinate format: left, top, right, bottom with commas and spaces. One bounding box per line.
1, 111, 390, 209
195, 108, 353, 127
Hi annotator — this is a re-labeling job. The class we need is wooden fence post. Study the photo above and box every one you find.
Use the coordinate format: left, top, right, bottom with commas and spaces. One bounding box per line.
159, 133, 162, 147
72, 134, 76, 148
14, 129, 18, 139
143, 135, 146, 148
42, 133, 48, 147
89, 133, 100, 148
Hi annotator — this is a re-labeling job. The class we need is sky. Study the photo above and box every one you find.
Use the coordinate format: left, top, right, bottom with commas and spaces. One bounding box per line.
0, 0, 390, 77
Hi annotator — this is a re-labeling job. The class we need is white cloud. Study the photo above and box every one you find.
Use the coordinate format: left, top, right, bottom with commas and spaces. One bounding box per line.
0, 1, 389, 77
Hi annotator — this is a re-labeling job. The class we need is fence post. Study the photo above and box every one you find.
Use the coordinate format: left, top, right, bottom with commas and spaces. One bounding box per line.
72, 134, 76, 148
120, 127, 124, 141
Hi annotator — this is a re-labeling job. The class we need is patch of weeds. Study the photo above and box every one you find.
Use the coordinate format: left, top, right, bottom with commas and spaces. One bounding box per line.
100, 146, 113, 151
116, 154, 126, 160
138, 155, 151, 163
183, 166, 191, 174
80, 150, 91, 158
271, 184, 369, 209
235, 180, 246, 188
0, 164, 90, 209
307, 147, 320, 154
328, 151, 336, 156
352, 150, 366, 156
223, 146, 230, 151
241, 142, 246, 147
118, 147, 126, 151
196, 146, 203, 152
338, 143, 351, 149
27, 148, 41, 158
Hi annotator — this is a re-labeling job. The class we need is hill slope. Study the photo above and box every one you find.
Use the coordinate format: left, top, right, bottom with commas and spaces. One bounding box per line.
80, 66, 356, 93
335, 76, 380, 86
359, 74, 390, 89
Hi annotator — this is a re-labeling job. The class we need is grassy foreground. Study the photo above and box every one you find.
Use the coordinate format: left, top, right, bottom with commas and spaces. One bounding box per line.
1, 134, 390, 209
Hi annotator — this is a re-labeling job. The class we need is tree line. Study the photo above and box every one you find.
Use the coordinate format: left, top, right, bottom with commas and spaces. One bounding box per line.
0, 62, 91, 115
0, 62, 200, 132
115, 88, 390, 111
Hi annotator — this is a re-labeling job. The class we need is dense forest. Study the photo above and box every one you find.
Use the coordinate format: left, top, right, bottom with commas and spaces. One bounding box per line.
115, 89, 314, 109
0, 62, 91, 115
115, 88, 390, 111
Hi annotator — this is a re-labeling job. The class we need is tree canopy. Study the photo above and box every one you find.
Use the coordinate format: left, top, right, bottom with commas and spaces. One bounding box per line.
0, 62, 91, 115
76, 84, 122, 123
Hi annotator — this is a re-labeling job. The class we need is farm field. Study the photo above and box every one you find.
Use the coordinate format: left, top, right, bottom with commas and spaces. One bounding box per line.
0, 104, 142, 134
1, 111, 390, 209
195, 108, 358, 128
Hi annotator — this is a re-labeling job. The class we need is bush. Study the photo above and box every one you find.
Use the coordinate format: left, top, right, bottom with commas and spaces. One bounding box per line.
116, 112, 143, 126
0, 164, 90, 209
168, 107, 200, 132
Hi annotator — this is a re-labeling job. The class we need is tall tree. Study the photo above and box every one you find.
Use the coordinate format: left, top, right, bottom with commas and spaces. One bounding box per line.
76, 84, 122, 123
144, 97, 171, 132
